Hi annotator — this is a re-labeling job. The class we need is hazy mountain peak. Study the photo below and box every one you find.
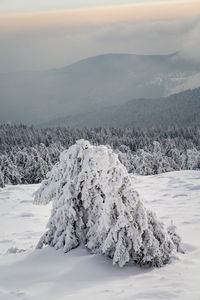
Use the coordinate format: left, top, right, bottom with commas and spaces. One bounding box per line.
1, 52, 200, 125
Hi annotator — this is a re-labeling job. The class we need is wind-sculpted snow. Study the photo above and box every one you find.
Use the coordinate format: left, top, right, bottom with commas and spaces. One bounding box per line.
1, 171, 199, 299
34, 140, 182, 267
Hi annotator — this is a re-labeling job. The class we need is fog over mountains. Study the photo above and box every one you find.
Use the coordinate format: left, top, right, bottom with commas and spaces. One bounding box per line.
47, 87, 200, 128
1, 52, 200, 126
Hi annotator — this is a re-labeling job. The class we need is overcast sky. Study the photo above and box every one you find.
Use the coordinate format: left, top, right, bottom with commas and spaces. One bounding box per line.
0, 1, 200, 72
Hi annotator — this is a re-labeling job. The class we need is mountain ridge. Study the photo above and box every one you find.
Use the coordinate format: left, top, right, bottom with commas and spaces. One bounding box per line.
1, 52, 200, 125
42, 87, 200, 128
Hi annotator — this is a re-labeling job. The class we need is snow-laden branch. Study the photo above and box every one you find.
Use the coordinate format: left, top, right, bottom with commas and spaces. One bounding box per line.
34, 140, 182, 267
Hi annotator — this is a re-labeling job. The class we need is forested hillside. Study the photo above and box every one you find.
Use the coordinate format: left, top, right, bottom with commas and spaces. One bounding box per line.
46, 88, 200, 128
0, 125, 200, 188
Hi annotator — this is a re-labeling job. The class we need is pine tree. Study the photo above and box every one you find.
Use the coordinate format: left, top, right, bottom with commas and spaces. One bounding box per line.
34, 140, 182, 267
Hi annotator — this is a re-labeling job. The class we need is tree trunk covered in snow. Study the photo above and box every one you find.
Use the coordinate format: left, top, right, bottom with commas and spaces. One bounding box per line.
34, 140, 182, 267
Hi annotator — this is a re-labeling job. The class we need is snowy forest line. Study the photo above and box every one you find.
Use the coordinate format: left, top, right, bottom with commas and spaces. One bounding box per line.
0, 124, 200, 187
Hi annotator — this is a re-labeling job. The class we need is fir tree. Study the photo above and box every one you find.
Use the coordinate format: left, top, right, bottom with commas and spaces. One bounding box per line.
34, 140, 182, 267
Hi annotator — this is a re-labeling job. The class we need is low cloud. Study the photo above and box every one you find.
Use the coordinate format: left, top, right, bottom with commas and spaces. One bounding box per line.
0, 2, 200, 71
178, 17, 200, 62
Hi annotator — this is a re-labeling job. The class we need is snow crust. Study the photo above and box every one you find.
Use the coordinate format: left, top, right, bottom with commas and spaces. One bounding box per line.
0, 171, 199, 299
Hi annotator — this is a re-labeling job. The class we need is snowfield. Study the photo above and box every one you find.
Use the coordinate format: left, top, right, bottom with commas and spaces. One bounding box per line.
0, 171, 200, 300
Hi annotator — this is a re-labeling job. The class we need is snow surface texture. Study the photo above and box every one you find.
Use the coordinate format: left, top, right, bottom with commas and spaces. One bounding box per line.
0, 184, 51, 255
0, 171, 199, 299
34, 140, 181, 267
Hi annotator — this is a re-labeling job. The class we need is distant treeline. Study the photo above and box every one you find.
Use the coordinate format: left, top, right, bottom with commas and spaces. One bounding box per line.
0, 124, 200, 187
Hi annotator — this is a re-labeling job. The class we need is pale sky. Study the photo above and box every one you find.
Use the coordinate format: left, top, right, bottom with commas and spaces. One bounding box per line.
0, 0, 190, 14
0, 1, 200, 72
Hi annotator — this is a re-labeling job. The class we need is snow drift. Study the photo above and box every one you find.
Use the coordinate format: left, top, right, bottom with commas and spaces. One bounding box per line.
34, 140, 182, 267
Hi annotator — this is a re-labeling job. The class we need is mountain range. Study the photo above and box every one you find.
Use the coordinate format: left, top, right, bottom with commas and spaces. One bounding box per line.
1, 52, 200, 126
0, 53, 200, 126
43, 87, 200, 128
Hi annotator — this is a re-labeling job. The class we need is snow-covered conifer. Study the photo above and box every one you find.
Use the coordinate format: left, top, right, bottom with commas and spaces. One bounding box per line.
0, 155, 22, 185
186, 149, 200, 170
133, 149, 154, 175
34, 140, 182, 267
0, 168, 4, 188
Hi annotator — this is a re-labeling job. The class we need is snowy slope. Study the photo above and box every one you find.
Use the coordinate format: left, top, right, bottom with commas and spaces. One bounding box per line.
167, 72, 200, 96
0, 171, 200, 299
0, 185, 51, 255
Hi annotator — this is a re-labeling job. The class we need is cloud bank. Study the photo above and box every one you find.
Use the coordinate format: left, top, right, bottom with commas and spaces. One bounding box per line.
0, 1, 200, 71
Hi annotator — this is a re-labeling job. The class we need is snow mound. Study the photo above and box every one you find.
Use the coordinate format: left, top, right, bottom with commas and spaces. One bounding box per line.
34, 140, 182, 267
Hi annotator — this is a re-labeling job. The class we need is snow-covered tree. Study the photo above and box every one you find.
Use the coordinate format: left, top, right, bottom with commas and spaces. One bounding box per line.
0, 155, 22, 185
133, 149, 155, 175
1, 125, 200, 187
34, 140, 182, 267
185, 149, 200, 170
116, 144, 135, 173
0, 167, 4, 188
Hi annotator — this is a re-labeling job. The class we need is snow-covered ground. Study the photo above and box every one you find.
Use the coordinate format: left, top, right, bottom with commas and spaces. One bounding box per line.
0, 171, 199, 300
